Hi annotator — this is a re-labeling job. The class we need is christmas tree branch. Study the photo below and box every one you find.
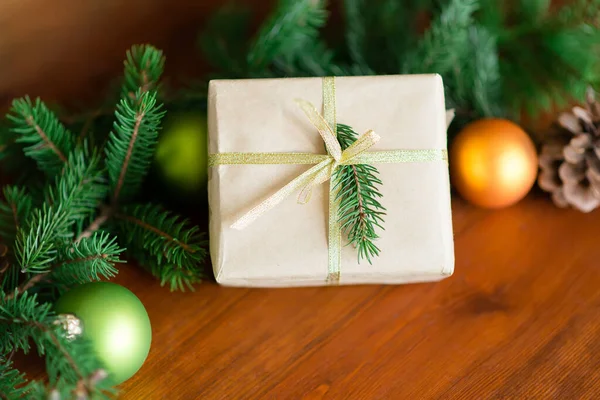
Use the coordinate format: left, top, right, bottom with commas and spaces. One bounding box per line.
115, 212, 196, 253
51, 233, 122, 286
0, 42, 209, 397
1, 291, 113, 397
7, 97, 75, 176
0, 358, 31, 399
113, 204, 206, 291
247, 0, 328, 71
45, 146, 108, 227
16, 205, 69, 274
7, 232, 123, 299
106, 90, 165, 204
122, 45, 165, 102
29, 120, 67, 163
6, 317, 110, 398
26, 319, 83, 379
403, 0, 478, 74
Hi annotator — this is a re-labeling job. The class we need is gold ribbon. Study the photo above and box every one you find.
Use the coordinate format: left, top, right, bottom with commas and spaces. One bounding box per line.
209, 77, 448, 284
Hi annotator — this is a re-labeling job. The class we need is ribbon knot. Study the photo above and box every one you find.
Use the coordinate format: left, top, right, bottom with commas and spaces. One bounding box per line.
293, 98, 380, 205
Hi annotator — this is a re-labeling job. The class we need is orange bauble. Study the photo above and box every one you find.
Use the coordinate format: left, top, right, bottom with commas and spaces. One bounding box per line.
450, 118, 538, 209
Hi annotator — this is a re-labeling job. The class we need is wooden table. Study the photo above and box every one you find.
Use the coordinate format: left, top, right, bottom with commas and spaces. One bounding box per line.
109, 195, 600, 399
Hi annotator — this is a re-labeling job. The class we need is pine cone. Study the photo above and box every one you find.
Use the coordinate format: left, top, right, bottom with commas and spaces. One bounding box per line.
538, 88, 600, 212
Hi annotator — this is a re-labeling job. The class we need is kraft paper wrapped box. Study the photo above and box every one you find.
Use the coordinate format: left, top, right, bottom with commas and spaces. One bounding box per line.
208, 74, 454, 287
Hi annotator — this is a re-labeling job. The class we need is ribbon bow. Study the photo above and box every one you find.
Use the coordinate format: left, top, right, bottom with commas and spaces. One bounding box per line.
231, 98, 380, 230
209, 76, 447, 284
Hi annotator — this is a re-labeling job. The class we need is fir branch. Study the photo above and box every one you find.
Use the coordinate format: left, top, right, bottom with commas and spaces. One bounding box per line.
105, 90, 165, 204
113, 204, 206, 291
403, 0, 479, 74
15, 204, 69, 274
467, 26, 502, 117
14, 144, 109, 276
498, 19, 600, 114
0, 291, 113, 398
122, 45, 165, 102
0, 358, 32, 399
19, 233, 119, 295
6, 232, 122, 300
7, 97, 75, 176
45, 145, 109, 229
333, 124, 385, 264
247, 0, 328, 72
24, 370, 111, 400
344, 0, 425, 74
445, 25, 502, 118
0, 290, 53, 354
50, 232, 123, 287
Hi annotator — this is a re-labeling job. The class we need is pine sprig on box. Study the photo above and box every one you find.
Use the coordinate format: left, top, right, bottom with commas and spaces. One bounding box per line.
334, 124, 386, 264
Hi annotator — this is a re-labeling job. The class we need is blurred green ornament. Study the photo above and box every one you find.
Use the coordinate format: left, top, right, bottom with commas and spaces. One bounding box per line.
54, 282, 152, 385
155, 113, 208, 194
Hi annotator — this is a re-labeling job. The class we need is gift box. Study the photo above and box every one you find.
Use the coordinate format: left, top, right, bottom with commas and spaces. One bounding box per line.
208, 75, 454, 287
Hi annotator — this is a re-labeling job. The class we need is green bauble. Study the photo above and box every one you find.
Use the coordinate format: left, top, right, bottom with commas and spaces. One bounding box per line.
155, 113, 208, 194
54, 282, 152, 385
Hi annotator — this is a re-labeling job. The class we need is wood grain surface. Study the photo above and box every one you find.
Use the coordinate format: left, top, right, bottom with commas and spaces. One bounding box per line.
92, 194, 597, 399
